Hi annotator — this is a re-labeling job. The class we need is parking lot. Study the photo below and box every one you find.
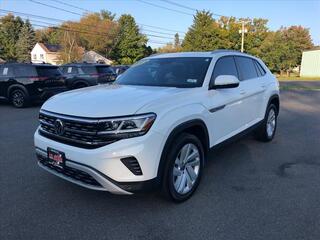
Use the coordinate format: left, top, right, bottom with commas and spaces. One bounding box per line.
1, 87, 320, 240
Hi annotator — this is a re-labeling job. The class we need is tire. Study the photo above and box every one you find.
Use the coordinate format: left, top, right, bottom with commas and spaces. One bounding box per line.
73, 83, 88, 89
255, 104, 278, 142
161, 133, 204, 202
10, 89, 29, 108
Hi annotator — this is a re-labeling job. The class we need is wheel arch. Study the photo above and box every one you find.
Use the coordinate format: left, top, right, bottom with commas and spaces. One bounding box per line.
7, 84, 29, 99
71, 79, 90, 89
157, 119, 210, 181
267, 94, 280, 115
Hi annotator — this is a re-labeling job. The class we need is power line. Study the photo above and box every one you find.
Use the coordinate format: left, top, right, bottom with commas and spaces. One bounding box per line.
8, 0, 187, 35
0, 9, 176, 40
29, 0, 83, 16
135, 0, 193, 16
0, 13, 171, 46
160, 0, 197, 12
160, 0, 227, 18
50, 0, 92, 13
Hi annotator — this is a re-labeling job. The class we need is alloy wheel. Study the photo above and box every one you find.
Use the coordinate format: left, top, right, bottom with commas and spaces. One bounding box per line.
173, 143, 201, 194
266, 108, 276, 137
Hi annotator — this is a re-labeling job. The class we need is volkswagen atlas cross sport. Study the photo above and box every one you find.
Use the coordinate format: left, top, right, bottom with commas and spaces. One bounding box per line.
34, 50, 280, 202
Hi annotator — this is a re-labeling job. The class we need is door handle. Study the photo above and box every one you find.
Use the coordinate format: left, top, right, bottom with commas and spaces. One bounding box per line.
240, 90, 246, 95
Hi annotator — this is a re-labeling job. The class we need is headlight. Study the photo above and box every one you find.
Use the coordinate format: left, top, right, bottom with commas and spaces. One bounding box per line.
97, 113, 156, 139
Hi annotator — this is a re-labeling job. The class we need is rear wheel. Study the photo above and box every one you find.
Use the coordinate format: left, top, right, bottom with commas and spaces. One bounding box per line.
73, 83, 88, 89
10, 89, 29, 108
162, 133, 204, 202
255, 104, 278, 142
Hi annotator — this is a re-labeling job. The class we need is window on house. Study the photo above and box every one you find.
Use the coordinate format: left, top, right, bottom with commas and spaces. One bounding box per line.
40, 54, 44, 60
32, 54, 37, 60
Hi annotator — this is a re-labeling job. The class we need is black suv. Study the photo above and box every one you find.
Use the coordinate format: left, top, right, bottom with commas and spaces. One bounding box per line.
60, 63, 117, 89
0, 63, 67, 108
111, 65, 130, 75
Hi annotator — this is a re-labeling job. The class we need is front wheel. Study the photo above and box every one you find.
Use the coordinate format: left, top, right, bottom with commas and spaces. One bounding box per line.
255, 104, 278, 142
162, 133, 204, 202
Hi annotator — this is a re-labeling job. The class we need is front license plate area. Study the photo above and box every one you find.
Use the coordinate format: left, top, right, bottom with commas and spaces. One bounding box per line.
47, 148, 65, 168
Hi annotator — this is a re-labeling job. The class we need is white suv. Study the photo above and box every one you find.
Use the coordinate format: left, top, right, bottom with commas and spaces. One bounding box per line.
34, 50, 279, 202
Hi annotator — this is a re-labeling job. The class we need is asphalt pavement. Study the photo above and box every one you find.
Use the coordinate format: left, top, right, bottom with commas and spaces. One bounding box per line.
1, 88, 320, 240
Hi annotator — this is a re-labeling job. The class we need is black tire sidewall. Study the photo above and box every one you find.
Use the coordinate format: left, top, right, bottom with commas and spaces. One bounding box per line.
11, 89, 27, 108
163, 133, 205, 202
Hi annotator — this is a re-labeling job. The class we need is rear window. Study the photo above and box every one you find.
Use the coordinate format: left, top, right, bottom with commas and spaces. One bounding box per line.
254, 60, 266, 77
96, 66, 114, 74
36, 66, 62, 77
79, 66, 97, 74
235, 57, 258, 81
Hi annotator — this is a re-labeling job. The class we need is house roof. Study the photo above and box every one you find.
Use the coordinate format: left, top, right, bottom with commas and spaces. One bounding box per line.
38, 43, 61, 53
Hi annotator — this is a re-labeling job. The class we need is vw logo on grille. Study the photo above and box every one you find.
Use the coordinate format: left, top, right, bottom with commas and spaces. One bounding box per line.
54, 119, 65, 136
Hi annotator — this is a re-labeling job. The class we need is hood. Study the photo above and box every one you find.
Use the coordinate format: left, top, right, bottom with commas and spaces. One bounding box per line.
42, 84, 185, 118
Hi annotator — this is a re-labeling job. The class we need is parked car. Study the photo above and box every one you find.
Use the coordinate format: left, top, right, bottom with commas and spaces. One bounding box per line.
34, 50, 280, 202
0, 63, 66, 108
60, 63, 117, 89
111, 65, 130, 75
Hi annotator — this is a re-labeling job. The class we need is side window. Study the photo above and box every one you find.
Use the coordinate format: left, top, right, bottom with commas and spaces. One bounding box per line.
254, 60, 266, 77
211, 56, 238, 86
2, 66, 13, 77
14, 66, 36, 77
235, 57, 259, 80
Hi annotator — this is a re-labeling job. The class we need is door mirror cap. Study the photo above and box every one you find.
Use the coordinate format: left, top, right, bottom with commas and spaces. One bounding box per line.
210, 75, 240, 89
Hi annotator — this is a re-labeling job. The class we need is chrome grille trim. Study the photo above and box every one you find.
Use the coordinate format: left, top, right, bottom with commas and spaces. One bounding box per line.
38, 110, 116, 148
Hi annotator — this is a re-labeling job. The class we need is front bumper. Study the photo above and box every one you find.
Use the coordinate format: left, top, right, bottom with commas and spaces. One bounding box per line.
34, 128, 165, 194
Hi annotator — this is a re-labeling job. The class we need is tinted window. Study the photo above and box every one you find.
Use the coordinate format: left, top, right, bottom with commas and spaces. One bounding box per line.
61, 66, 77, 74
235, 57, 258, 80
254, 60, 266, 77
36, 66, 62, 77
96, 66, 114, 74
211, 56, 238, 82
117, 57, 212, 88
1, 66, 13, 77
14, 65, 37, 77
79, 66, 97, 74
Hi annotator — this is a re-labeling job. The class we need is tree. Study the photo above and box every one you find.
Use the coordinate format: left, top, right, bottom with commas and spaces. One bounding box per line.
111, 14, 149, 64
174, 33, 180, 48
0, 14, 24, 60
259, 26, 313, 74
58, 30, 84, 64
16, 20, 36, 62
35, 27, 61, 45
75, 11, 118, 56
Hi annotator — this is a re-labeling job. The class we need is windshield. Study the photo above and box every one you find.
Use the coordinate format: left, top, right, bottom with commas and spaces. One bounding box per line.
116, 57, 212, 88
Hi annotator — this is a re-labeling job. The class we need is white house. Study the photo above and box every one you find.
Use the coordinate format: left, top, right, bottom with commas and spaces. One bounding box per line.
300, 48, 320, 77
82, 50, 113, 65
31, 43, 62, 65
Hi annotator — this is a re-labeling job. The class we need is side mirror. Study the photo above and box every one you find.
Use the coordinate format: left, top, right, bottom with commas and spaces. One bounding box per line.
211, 75, 240, 89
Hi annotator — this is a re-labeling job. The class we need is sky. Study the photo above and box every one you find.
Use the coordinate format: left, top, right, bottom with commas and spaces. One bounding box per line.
0, 0, 319, 48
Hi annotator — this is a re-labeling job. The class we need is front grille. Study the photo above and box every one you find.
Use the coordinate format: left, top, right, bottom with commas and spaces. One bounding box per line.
39, 111, 116, 149
38, 154, 102, 187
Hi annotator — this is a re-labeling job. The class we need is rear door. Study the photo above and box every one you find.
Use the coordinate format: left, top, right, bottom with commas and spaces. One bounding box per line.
35, 66, 65, 87
234, 56, 265, 124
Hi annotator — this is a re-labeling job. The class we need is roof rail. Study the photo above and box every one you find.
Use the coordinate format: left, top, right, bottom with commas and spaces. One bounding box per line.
211, 49, 242, 54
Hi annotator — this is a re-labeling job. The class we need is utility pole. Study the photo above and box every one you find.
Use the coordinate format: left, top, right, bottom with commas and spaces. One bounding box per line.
239, 21, 248, 52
